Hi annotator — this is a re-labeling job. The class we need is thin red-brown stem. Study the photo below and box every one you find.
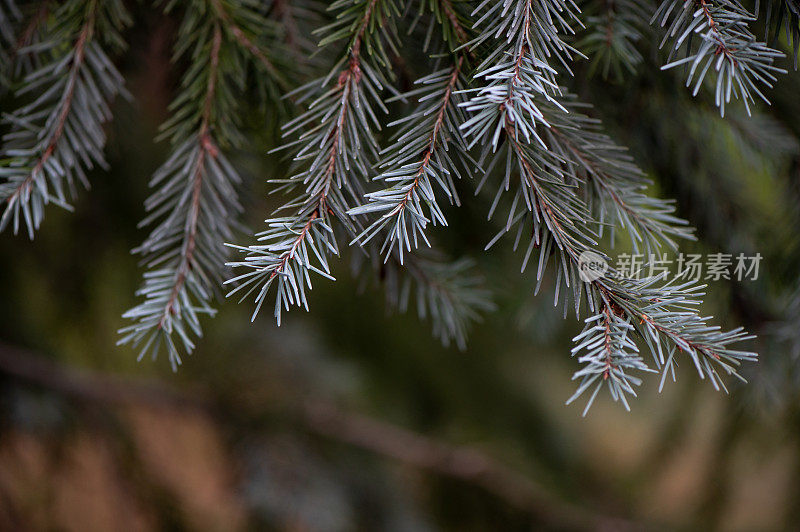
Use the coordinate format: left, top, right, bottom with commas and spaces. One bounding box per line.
267, 211, 318, 281
548, 126, 658, 232
604, 0, 616, 49
491, 0, 728, 372
501, 1, 533, 133
698, 0, 737, 64
596, 283, 723, 366
209, 0, 286, 87
272, 0, 301, 55
440, 0, 469, 46
501, 10, 654, 237
4, 17, 92, 209
160, 25, 223, 327
505, 128, 574, 251
267, 0, 379, 278
12, 1, 50, 56
392, 57, 463, 216
638, 309, 722, 361
599, 294, 617, 380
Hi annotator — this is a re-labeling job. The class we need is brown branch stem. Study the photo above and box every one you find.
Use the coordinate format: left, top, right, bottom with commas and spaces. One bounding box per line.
209, 0, 286, 87
5, 15, 93, 209
160, 25, 223, 327
393, 57, 463, 217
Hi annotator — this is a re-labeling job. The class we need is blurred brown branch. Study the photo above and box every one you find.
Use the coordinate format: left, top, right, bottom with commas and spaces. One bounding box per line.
0, 341, 638, 530
302, 400, 637, 530
0, 342, 205, 409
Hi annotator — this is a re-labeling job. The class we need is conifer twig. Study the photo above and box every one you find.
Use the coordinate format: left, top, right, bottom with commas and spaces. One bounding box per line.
0, 0, 130, 238
119, 0, 287, 367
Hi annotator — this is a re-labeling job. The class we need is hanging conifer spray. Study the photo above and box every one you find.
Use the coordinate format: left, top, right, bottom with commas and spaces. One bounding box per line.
3, 0, 793, 412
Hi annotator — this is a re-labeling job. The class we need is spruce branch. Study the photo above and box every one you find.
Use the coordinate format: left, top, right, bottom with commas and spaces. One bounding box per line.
348, 0, 478, 262
470, 0, 581, 75
6, 1, 51, 80
397, 255, 494, 350
355, 250, 495, 349
226, 0, 491, 345
472, 102, 753, 406
652, 0, 785, 115
271, 0, 322, 59
211, 0, 287, 88
341, 0, 495, 345
411, 0, 472, 51
577, 0, 650, 80
758, 0, 799, 69
0, 0, 130, 238
120, 25, 232, 369
463, 1, 691, 255
227, 0, 401, 323
349, 57, 473, 263
460, 0, 580, 154
461, 0, 756, 412
120, 0, 288, 367
538, 98, 696, 253
0, 0, 769, 414
347, 0, 495, 346
486, 140, 755, 409
567, 297, 652, 415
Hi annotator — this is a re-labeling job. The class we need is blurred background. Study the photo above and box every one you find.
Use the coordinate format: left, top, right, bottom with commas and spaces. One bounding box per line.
3, 4, 800, 531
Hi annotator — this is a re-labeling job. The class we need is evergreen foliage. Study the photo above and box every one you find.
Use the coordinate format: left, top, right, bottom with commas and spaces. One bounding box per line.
0, 0, 129, 238
578, 0, 651, 80
652, 0, 784, 115
2, 0, 798, 412
760, 0, 800, 68
119, 0, 286, 369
